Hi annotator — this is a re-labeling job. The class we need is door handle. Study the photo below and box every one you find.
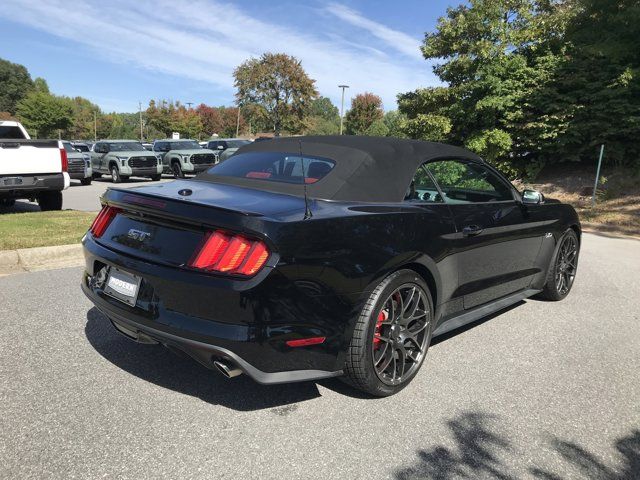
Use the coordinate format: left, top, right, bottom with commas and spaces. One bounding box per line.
463, 225, 483, 236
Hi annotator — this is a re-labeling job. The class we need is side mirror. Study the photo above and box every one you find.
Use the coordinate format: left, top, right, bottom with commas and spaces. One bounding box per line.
522, 189, 544, 205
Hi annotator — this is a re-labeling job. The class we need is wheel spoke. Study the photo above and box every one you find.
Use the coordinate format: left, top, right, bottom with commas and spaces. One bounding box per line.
377, 347, 394, 372
397, 347, 406, 379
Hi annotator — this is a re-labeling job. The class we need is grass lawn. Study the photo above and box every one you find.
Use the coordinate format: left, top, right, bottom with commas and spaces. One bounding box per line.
0, 210, 97, 250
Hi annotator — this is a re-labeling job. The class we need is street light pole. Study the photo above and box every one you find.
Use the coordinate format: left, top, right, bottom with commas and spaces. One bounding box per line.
338, 85, 349, 135
138, 101, 144, 142
235, 103, 241, 137
93, 111, 97, 142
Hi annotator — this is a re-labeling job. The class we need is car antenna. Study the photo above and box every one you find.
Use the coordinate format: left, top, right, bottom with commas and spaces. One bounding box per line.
299, 140, 312, 220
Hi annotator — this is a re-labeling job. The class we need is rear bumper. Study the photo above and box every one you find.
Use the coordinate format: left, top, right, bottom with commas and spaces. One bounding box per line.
0, 172, 68, 198
81, 236, 347, 384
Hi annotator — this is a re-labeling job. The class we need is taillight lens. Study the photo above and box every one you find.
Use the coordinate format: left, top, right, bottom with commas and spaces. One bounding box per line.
189, 231, 270, 277
89, 205, 120, 238
60, 148, 68, 172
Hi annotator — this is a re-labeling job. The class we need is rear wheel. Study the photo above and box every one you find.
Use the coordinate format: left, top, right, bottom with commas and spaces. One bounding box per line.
0, 198, 16, 207
172, 162, 184, 179
110, 165, 122, 183
537, 229, 579, 301
38, 191, 63, 211
92, 172, 101, 179
150, 174, 161, 181
342, 269, 433, 397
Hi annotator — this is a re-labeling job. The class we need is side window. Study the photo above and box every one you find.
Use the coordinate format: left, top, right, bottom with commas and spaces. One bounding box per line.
94, 143, 103, 153
426, 159, 513, 204
153, 142, 161, 152
404, 165, 443, 203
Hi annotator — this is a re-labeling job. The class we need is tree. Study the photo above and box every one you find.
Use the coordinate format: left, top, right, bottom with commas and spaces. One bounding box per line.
310, 97, 340, 122
234, 53, 318, 135
345, 92, 384, 135
382, 111, 408, 138
306, 97, 340, 135
398, 0, 569, 177
16, 90, 73, 138
0, 58, 33, 115
64, 96, 101, 140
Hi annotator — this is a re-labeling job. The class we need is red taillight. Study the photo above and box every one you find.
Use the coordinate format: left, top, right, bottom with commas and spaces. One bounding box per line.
89, 206, 120, 238
60, 148, 68, 172
286, 337, 326, 347
189, 231, 270, 277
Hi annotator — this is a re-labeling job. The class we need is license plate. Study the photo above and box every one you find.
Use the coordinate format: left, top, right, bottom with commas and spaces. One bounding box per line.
104, 268, 141, 306
3, 177, 23, 186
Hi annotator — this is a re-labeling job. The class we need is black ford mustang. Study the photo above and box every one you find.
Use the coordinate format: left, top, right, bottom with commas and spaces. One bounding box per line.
82, 136, 580, 396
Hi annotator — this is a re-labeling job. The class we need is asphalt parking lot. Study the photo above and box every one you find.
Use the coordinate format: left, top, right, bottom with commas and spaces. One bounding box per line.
10, 176, 173, 213
1, 233, 638, 479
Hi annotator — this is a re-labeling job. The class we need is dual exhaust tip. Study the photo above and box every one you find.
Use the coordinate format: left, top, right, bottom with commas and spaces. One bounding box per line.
213, 360, 243, 379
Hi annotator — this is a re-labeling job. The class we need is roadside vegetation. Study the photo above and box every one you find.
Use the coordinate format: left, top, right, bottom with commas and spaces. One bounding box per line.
0, 211, 95, 250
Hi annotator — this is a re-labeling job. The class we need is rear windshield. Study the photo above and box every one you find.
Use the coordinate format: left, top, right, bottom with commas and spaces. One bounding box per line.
205, 151, 335, 184
108, 142, 146, 152
0, 126, 27, 139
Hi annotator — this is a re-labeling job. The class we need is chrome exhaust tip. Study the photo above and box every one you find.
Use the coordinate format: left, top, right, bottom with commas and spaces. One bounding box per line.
213, 360, 243, 379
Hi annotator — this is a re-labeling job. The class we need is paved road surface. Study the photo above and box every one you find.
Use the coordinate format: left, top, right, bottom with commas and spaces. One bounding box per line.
10, 176, 173, 213
1, 233, 638, 479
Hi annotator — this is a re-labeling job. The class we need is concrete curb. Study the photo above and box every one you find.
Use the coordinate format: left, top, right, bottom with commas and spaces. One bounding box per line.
0, 243, 84, 276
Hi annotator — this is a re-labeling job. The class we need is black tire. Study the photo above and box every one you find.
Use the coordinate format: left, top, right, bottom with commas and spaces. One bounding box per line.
80, 177, 92, 186
110, 165, 122, 183
172, 162, 185, 179
92, 172, 102, 179
342, 269, 434, 397
0, 198, 16, 207
38, 191, 63, 211
537, 229, 580, 301
150, 174, 161, 181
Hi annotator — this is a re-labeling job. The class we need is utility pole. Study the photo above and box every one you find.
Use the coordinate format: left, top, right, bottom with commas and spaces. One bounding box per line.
138, 101, 144, 142
93, 111, 97, 141
235, 103, 241, 137
186, 102, 193, 109
338, 85, 349, 135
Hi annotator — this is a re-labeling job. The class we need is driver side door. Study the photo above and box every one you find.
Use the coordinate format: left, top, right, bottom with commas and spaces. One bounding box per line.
426, 158, 547, 310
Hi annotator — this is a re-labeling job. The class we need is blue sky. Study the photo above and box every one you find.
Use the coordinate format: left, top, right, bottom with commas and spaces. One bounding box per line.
0, 0, 453, 113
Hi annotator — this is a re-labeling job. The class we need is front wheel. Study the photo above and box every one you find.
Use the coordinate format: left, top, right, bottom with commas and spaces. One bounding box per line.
110, 165, 122, 183
172, 162, 184, 179
342, 269, 434, 397
80, 177, 92, 186
537, 229, 580, 301
150, 174, 161, 181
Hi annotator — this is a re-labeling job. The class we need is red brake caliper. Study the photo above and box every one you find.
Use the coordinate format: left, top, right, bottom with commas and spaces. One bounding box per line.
373, 310, 388, 350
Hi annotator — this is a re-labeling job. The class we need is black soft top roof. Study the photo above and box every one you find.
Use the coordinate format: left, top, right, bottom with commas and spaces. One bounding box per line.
196, 135, 482, 203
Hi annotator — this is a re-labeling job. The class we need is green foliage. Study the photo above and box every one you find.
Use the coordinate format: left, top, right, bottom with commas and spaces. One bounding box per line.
403, 114, 451, 142
310, 97, 339, 122
16, 90, 73, 138
234, 53, 318, 135
365, 119, 389, 137
345, 92, 384, 135
382, 111, 408, 138
0, 58, 33, 115
399, 0, 640, 178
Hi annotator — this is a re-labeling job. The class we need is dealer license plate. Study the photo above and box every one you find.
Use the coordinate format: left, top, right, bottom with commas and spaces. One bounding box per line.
104, 268, 141, 306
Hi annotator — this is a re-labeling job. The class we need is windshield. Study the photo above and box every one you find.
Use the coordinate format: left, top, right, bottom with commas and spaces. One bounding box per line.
62, 142, 76, 153
73, 144, 90, 152
204, 151, 335, 185
170, 141, 201, 150
227, 140, 251, 149
107, 142, 146, 152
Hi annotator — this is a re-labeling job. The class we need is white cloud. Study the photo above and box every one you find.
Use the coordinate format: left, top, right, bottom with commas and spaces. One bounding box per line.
324, 3, 424, 61
0, 0, 437, 110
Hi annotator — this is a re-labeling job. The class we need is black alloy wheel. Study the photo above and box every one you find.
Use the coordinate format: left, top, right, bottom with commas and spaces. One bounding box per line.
343, 269, 433, 396
538, 229, 580, 301
372, 284, 431, 386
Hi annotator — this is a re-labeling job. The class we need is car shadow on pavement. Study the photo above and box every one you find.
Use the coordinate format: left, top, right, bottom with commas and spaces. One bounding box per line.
0, 200, 41, 213
394, 411, 640, 479
84, 307, 322, 411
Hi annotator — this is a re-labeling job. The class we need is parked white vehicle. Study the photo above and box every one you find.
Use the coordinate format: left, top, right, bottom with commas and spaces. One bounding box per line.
0, 121, 70, 210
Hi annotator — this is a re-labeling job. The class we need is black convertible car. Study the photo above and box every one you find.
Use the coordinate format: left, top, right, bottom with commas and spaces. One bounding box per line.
82, 136, 580, 396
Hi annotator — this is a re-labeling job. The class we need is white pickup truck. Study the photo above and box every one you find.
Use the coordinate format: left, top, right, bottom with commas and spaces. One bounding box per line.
0, 121, 70, 210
